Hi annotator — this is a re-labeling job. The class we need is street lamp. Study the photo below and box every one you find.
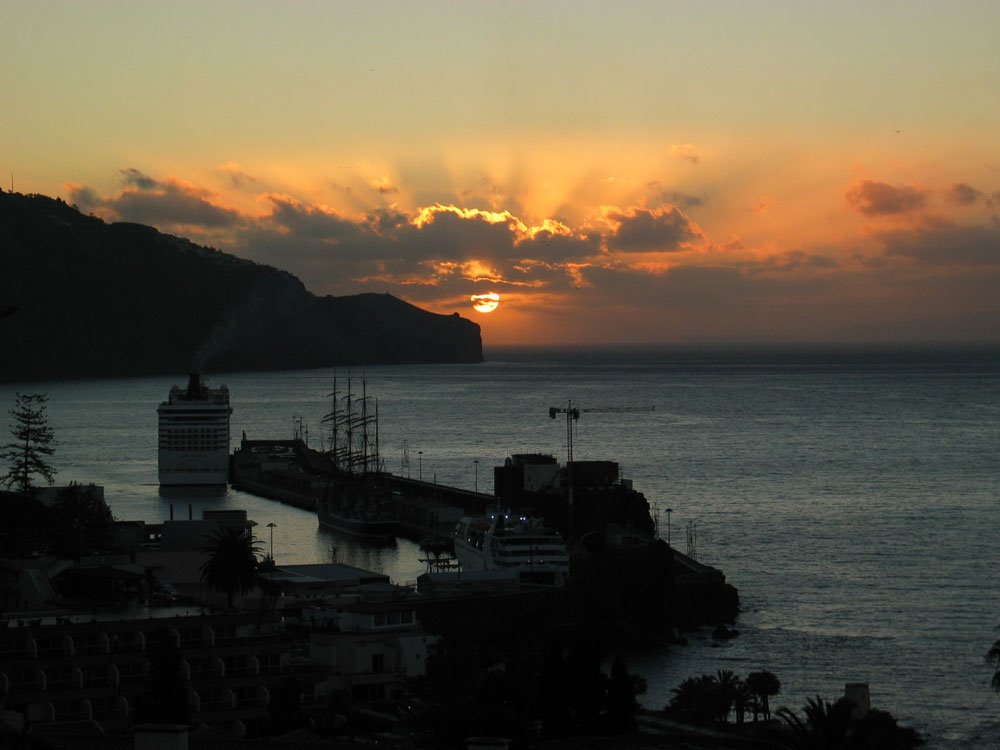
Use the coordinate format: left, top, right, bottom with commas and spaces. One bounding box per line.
473, 459, 480, 493
418, 451, 423, 481
666, 508, 672, 546
266, 522, 277, 561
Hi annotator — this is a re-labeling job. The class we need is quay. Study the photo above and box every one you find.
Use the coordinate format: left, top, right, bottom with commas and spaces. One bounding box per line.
231, 438, 495, 539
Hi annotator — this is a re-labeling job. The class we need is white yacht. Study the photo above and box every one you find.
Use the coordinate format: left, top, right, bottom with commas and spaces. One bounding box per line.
157, 373, 232, 486
453, 512, 570, 586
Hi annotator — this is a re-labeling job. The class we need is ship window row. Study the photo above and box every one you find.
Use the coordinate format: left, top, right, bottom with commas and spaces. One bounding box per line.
161, 445, 229, 451
160, 439, 228, 444
162, 468, 227, 474
160, 440, 228, 446
159, 419, 230, 426
159, 412, 230, 418
160, 434, 228, 441
159, 432, 229, 439
160, 431, 228, 438
160, 427, 229, 436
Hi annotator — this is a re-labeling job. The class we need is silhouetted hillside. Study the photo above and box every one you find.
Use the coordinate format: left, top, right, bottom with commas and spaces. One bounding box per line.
0, 191, 482, 382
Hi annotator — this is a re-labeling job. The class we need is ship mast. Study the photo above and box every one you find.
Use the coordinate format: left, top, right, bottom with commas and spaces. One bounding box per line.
322, 371, 342, 469
360, 379, 370, 473
323, 373, 381, 475
343, 375, 355, 472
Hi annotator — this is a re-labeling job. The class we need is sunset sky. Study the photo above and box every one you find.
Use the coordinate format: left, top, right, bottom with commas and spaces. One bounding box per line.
5, 1, 1000, 346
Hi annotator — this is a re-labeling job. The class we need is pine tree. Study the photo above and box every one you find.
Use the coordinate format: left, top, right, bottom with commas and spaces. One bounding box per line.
1, 393, 56, 496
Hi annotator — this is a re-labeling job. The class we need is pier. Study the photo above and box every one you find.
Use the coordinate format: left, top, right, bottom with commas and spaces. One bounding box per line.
231, 438, 496, 539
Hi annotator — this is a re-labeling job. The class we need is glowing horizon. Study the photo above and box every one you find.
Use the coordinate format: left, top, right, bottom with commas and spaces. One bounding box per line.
5, 2, 1000, 346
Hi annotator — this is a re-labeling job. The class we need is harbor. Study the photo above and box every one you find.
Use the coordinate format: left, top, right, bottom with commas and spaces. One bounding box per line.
228, 435, 739, 633
4, 349, 996, 746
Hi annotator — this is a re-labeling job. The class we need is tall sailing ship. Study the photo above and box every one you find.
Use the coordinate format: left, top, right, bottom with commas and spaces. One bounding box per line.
316, 375, 397, 540
157, 373, 232, 486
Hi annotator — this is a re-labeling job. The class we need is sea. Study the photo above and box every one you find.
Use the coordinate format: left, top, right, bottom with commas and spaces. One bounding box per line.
2, 344, 999, 748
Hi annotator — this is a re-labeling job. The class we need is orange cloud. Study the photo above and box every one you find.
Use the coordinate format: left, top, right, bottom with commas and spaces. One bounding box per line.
603, 205, 700, 253
216, 162, 258, 189
945, 182, 983, 206
668, 143, 702, 163
412, 204, 527, 233
370, 177, 399, 195
59, 165, 1000, 346
845, 179, 927, 215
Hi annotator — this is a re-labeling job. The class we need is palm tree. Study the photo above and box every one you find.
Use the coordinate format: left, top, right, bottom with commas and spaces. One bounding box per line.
199, 526, 261, 609
746, 670, 782, 721
733, 680, 752, 727
777, 695, 923, 749
714, 669, 742, 723
777, 695, 854, 748
668, 675, 718, 724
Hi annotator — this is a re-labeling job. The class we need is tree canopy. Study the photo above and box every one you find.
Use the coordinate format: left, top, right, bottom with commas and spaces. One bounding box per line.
47, 482, 116, 559
1, 393, 56, 495
199, 525, 261, 609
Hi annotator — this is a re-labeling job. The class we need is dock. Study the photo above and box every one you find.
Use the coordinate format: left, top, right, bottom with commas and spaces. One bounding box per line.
231, 438, 496, 539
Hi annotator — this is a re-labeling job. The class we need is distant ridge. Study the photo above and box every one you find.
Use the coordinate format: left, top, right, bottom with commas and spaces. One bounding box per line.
0, 190, 483, 382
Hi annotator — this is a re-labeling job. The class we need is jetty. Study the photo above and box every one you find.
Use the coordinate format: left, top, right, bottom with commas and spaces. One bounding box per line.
231, 438, 496, 539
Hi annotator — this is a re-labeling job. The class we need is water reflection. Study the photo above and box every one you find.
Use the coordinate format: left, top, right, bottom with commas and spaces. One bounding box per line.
315, 526, 425, 584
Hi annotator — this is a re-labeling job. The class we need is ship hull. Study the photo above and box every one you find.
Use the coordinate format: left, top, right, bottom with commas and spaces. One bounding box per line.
158, 450, 230, 485
317, 509, 397, 541
317, 471, 398, 542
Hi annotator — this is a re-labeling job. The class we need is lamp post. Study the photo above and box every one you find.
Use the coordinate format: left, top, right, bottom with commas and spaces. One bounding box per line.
473, 459, 480, 493
266, 522, 277, 561
418, 451, 423, 481
666, 508, 672, 546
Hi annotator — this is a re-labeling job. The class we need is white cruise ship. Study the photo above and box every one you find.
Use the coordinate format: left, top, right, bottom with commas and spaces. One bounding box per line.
157, 373, 232, 486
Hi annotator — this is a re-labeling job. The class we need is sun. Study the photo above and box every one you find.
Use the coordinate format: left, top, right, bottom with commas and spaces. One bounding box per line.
471, 292, 501, 313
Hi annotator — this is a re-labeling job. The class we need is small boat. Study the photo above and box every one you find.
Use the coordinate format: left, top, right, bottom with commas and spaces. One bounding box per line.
453, 512, 570, 586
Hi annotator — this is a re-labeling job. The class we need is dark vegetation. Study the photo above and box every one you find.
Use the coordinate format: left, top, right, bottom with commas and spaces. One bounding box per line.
775, 694, 923, 749
667, 669, 781, 726
663, 670, 923, 749
0, 483, 116, 562
198, 525, 263, 609
0, 190, 483, 382
1, 393, 56, 495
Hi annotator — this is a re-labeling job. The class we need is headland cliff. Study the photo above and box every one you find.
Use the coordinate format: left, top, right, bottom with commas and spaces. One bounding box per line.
0, 191, 483, 382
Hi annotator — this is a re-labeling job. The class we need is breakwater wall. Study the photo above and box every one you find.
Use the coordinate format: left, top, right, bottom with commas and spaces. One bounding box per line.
231, 438, 497, 539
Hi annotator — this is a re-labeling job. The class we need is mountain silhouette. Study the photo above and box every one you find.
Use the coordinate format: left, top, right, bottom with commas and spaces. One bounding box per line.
0, 190, 482, 382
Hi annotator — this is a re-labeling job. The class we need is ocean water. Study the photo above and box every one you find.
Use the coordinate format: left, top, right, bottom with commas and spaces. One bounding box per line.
2, 344, 999, 747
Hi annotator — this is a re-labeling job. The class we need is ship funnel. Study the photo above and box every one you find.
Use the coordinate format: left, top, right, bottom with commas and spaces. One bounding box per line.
187, 372, 202, 397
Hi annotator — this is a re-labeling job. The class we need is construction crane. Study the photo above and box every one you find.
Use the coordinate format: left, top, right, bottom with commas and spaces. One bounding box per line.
548, 400, 655, 464
547, 400, 654, 542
